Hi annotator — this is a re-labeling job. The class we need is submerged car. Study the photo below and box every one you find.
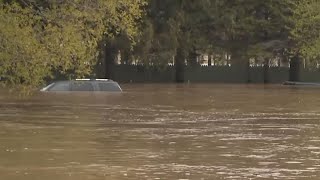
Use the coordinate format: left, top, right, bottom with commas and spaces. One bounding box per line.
41, 79, 122, 92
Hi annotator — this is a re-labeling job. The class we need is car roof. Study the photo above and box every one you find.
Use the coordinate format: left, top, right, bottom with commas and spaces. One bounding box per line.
41, 79, 122, 92
52, 79, 116, 83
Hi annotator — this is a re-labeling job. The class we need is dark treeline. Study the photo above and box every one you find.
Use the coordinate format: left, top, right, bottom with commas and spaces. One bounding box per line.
105, 0, 320, 83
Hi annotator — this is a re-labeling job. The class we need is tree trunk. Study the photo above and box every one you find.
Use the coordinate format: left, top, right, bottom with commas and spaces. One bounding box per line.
121, 49, 130, 64
289, 55, 301, 82
263, 58, 269, 83
226, 52, 230, 66
246, 59, 250, 83
188, 49, 198, 67
104, 44, 117, 79
175, 47, 185, 83
231, 51, 250, 83
208, 54, 212, 66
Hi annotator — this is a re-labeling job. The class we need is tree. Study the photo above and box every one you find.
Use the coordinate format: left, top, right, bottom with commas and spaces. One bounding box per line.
290, 0, 320, 61
0, 0, 147, 86
288, 0, 320, 81
131, 0, 320, 83
132, 0, 213, 82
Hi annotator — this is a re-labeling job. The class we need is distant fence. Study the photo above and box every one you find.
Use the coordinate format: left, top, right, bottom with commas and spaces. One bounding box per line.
112, 65, 176, 83
98, 64, 320, 83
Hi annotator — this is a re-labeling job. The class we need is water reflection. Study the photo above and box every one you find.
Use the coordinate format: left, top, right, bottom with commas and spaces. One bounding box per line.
0, 84, 320, 179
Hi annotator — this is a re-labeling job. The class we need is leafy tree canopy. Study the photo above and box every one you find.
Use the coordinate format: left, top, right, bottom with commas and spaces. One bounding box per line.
0, 0, 146, 86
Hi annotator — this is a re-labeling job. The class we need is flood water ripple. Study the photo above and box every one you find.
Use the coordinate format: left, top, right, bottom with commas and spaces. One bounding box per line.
0, 84, 320, 179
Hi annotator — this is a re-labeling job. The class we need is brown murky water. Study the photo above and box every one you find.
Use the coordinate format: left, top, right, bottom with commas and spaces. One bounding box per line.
1, 84, 320, 180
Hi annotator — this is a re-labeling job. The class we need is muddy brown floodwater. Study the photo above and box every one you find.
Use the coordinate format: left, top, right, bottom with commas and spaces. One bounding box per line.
0, 84, 320, 180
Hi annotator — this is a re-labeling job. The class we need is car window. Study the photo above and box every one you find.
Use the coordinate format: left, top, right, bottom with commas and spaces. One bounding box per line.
71, 81, 94, 91
48, 82, 70, 91
97, 82, 121, 92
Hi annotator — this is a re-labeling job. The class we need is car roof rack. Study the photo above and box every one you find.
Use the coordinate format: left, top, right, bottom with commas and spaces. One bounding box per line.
75, 79, 111, 81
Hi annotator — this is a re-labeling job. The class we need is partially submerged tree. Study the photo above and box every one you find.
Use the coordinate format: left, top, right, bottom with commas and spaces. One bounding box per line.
0, 0, 146, 86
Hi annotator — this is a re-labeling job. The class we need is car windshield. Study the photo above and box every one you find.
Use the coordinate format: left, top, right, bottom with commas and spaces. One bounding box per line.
47, 81, 70, 91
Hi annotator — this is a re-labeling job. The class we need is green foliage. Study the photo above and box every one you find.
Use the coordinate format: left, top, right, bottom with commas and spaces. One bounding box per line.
290, 0, 320, 60
205, 0, 293, 61
0, 0, 146, 86
2, 0, 320, 86
0, 3, 49, 86
132, 0, 180, 65
133, 0, 296, 66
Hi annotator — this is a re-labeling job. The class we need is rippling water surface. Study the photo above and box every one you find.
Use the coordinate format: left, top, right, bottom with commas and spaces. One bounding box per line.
1, 84, 320, 180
